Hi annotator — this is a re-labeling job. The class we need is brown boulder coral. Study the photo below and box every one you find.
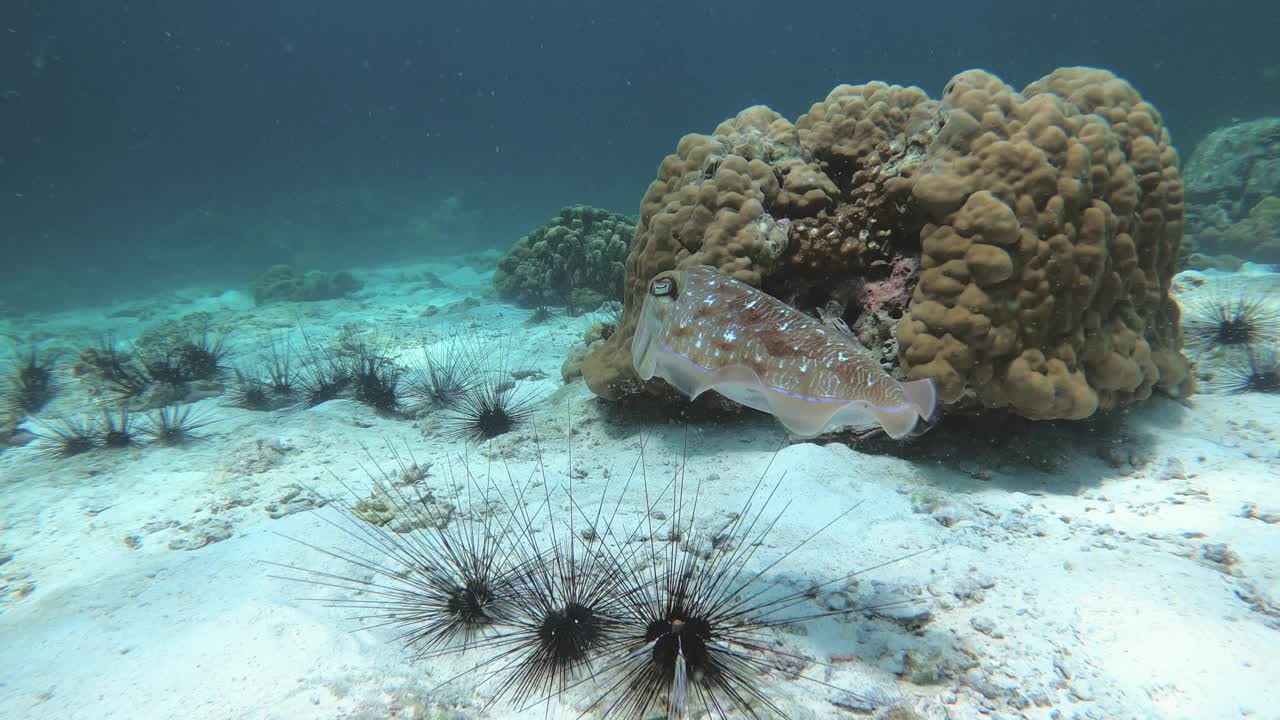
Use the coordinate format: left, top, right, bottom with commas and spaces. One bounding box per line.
582, 67, 1192, 420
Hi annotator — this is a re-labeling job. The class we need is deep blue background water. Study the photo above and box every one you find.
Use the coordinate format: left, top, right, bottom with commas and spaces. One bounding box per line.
2, 0, 1277, 311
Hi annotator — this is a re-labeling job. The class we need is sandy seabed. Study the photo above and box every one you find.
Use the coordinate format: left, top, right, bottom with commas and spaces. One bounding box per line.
1, 259, 1277, 720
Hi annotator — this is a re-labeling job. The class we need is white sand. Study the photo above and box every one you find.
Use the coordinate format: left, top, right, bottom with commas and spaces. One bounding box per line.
1, 261, 1278, 720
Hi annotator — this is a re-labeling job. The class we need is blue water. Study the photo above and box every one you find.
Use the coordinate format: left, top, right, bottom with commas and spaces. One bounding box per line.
2, 0, 1277, 311
2, 4, 1280, 717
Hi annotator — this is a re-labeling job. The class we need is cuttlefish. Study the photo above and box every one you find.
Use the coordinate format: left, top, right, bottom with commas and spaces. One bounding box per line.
632, 265, 937, 439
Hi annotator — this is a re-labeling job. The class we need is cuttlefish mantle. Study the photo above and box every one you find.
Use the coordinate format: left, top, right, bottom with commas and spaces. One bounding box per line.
632, 266, 937, 439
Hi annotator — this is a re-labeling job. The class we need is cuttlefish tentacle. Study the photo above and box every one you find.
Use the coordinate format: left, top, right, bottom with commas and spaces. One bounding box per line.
632, 266, 937, 440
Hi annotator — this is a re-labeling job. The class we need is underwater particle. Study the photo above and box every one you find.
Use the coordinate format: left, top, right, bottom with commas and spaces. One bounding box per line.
37, 416, 100, 459
1210, 347, 1280, 394
140, 404, 215, 446
352, 347, 404, 416
269, 445, 519, 658
445, 347, 541, 442
101, 409, 140, 449
410, 335, 476, 412
1184, 291, 1280, 352
4, 346, 57, 415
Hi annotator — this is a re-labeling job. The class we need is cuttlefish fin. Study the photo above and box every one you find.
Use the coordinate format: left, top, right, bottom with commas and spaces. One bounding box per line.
899, 378, 938, 423
701, 365, 842, 437
767, 394, 843, 438
870, 406, 922, 440
866, 379, 938, 439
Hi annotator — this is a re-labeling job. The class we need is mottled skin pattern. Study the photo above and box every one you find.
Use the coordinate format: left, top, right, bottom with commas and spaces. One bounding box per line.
634, 265, 929, 431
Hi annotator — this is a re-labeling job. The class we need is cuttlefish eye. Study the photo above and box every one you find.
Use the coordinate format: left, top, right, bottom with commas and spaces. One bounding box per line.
650, 277, 676, 298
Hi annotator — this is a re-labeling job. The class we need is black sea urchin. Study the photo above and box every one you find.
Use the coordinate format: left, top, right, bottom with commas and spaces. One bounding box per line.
1210, 347, 1280, 395
581, 447, 927, 720
352, 347, 404, 416
445, 344, 541, 442
296, 344, 354, 408
85, 336, 151, 402
525, 305, 554, 326
230, 342, 298, 411
229, 369, 275, 411
580, 303, 623, 345
101, 409, 140, 449
127, 328, 229, 398
173, 330, 229, 381
137, 347, 189, 387
1184, 291, 1280, 352
410, 335, 476, 412
452, 436, 638, 710
140, 404, 215, 446
4, 346, 57, 415
37, 416, 100, 459
270, 446, 524, 659
263, 339, 297, 404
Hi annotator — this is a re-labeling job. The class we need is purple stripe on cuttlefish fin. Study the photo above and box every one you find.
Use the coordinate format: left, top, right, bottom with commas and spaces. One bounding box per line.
656, 337, 850, 405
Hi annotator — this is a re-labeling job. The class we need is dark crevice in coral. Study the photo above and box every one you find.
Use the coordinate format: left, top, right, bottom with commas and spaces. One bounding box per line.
763, 202, 924, 370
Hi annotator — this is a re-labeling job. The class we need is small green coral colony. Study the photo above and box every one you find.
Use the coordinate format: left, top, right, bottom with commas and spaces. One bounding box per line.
492, 205, 635, 310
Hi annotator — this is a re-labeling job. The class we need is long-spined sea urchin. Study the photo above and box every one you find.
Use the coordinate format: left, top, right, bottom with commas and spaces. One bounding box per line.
269, 445, 528, 660
1184, 291, 1280, 352
1209, 347, 1280, 395
444, 342, 541, 443
410, 334, 476, 412
140, 404, 216, 446
4, 346, 58, 415
36, 416, 100, 459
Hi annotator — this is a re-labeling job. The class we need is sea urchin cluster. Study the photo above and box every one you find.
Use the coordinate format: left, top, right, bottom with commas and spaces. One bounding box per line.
37, 405, 213, 459
1184, 286, 1280, 396
276, 434, 923, 718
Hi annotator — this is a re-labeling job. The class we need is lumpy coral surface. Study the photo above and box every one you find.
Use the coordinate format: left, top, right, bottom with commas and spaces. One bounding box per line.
493, 205, 635, 310
582, 67, 1191, 419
